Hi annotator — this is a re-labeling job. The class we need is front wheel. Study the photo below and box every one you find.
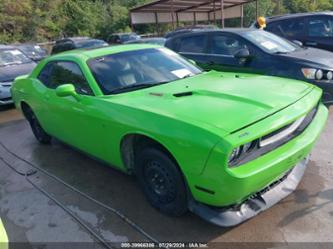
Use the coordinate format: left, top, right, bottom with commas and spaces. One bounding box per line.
25, 107, 52, 144
135, 147, 188, 216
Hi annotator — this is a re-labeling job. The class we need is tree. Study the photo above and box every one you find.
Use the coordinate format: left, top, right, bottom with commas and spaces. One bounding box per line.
0, 0, 333, 43
283, 0, 333, 13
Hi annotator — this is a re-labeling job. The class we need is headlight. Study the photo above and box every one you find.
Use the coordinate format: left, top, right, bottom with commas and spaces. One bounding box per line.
301, 68, 317, 79
228, 147, 242, 164
302, 68, 332, 80
228, 140, 259, 166
315, 69, 323, 80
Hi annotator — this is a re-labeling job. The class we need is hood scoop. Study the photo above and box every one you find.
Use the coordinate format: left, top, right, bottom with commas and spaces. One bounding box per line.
173, 92, 193, 98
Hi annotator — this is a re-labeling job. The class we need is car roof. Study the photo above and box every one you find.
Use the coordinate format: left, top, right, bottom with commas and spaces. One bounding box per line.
174, 25, 218, 31
55, 37, 90, 43
266, 11, 333, 22
168, 28, 254, 39
50, 44, 160, 60
111, 33, 137, 36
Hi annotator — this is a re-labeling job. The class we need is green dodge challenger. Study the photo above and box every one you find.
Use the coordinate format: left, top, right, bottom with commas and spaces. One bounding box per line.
11, 44, 328, 226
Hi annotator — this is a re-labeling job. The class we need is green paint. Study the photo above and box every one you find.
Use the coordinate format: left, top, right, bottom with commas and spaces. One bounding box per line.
0, 219, 8, 249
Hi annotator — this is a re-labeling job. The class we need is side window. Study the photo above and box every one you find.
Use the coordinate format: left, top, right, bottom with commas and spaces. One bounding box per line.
267, 18, 306, 37
209, 35, 248, 56
37, 62, 55, 87
308, 16, 333, 37
39, 61, 93, 95
178, 35, 206, 53
266, 21, 284, 36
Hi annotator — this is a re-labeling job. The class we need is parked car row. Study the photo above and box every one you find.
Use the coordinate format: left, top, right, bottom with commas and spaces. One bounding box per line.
2, 12, 333, 107
0, 34, 140, 105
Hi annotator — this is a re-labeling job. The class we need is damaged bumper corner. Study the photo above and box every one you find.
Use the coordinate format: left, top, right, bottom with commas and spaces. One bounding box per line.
189, 156, 309, 227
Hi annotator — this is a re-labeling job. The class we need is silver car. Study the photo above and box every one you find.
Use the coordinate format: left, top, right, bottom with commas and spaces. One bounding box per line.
0, 45, 36, 105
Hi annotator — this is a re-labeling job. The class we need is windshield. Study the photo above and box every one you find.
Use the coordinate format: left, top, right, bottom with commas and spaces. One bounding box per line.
76, 39, 108, 49
0, 49, 31, 66
18, 45, 47, 57
88, 48, 202, 95
242, 30, 300, 54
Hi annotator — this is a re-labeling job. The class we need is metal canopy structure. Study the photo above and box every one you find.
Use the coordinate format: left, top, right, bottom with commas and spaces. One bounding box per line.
130, 0, 258, 30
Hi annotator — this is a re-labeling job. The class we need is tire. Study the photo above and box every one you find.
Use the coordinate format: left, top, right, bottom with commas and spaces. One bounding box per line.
25, 107, 52, 144
135, 147, 188, 216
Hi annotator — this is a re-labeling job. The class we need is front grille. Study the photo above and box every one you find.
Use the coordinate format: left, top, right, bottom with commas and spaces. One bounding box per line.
261, 105, 318, 146
230, 104, 319, 167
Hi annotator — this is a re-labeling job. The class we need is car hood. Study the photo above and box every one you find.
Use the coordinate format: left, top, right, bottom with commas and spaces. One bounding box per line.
0, 62, 36, 82
279, 47, 333, 69
108, 71, 314, 135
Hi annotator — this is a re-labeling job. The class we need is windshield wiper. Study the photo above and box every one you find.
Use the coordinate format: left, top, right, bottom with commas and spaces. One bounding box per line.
109, 82, 170, 94
273, 51, 289, 55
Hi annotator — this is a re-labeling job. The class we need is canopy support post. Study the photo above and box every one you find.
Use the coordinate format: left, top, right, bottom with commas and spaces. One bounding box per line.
220, 0, 225, 28
213, 0, 216, 25
241, 4, 244, 27
155, 12, 159, 35
171, 0, 175, 30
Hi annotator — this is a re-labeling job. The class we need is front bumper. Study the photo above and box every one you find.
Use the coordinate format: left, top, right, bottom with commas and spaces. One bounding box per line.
0, 85, 13, 105
189, 156, 309, 227
308, 80, 333, 105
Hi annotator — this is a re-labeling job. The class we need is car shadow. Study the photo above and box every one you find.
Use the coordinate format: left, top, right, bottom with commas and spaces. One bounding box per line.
0, 104, 15, 112
277, 160, 333, 228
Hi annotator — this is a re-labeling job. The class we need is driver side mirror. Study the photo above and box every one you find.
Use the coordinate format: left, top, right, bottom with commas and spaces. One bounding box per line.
56, 84, 81, 101
234, 48, 252, 64
292, 40, 303, 47
188, 59, 197, 65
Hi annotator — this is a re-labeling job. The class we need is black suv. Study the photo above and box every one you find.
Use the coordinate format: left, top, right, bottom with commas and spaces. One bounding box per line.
51, 37, 108, 54
259, 12, 333, 52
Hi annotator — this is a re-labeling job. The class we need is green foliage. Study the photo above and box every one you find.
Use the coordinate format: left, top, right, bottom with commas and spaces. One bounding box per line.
283, 0, 333, 13
0, 0, 332, 43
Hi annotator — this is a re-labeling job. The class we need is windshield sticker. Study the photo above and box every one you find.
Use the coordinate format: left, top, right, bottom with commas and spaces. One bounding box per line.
261, 41, 278, 50
171, 69, 192, 79
9, 50, 22, 56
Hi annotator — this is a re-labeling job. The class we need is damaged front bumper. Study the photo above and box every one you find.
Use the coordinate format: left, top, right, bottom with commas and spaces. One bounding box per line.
189, 156, 309, 227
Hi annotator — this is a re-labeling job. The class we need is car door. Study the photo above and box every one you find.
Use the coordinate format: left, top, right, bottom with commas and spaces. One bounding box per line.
174, 34, 210, 66
37, 60, 108, 158
204, 33, 263, 74
305, 15, 333, 52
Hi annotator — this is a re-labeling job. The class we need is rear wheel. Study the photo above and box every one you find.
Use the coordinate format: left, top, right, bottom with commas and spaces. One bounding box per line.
23, 105, 52, 144
135, 147, 188, 216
